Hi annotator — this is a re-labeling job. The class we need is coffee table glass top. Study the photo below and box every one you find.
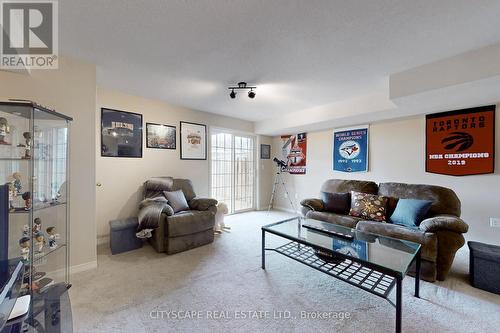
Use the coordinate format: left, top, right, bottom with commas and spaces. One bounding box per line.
262, 217, 420, 277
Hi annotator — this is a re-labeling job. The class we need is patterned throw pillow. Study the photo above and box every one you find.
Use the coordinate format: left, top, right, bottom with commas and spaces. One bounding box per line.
349, 191, 388, 222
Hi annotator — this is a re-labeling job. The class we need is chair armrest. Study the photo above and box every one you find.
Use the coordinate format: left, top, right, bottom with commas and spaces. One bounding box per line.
139, 197, 174, 216
300, 198, 324, 212
419, 215, 469, 234
137, 198, 174, 231
161, 204, 175, 216
189, 197, 218, 211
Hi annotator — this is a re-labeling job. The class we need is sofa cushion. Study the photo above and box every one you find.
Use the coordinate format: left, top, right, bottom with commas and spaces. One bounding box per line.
378, 182, 461, 217
321, 179, 378, 195
356, 220, 438, 262
306, 211, 360, 228
349, 191, 388, 222
164, 190, 189, 213
166, 210, 215, 237
320, 192, 350, 214
389, 198, 433, 227
385, 196, 399, 218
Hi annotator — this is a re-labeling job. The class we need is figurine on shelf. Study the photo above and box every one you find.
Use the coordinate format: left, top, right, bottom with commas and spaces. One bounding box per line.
46, 227, 60, 249
34, 232, 45, 253
0, 117, 10, 145
19, 236, 30, 260
22, 192, 31, 210
22, 224, 30, 237
8, 182, 16, 212
12, 172, 22, 195
33, 217, 42, 233
21, 132, 31, 159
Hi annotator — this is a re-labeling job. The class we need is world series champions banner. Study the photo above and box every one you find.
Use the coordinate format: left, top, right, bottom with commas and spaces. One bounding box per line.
280, 133, 307, 174
333, 126, 369, 172
426, 106, 495, 176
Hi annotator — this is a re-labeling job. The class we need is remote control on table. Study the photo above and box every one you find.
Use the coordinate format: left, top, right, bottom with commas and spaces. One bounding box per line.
303, 224, 354, 240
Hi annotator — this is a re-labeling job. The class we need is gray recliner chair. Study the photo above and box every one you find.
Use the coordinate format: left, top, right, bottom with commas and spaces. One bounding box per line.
141, 177, 217, 254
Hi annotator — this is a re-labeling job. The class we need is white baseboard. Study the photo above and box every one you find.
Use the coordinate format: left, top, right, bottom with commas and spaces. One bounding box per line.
47, 260, 97, 281
70, 260, 98, 275
97, 235, 109, 246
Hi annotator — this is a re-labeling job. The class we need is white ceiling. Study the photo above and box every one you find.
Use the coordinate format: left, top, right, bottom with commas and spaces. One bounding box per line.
60, 0, 500, 125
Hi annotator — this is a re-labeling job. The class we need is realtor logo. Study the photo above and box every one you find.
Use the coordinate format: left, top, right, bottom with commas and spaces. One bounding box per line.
1, 0, 58, 69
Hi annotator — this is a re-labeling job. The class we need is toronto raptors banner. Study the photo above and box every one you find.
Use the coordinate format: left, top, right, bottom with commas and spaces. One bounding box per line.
333, 126, 369, 172
426, 106, 495, 176
280, 133, 307, 174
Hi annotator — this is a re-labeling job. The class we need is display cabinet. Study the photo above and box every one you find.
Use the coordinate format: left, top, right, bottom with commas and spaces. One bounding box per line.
0, 100, 72, 332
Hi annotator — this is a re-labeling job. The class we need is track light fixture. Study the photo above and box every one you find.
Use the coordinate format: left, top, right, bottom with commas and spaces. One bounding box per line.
228, 82, 257, 99
248, 89, 256, 99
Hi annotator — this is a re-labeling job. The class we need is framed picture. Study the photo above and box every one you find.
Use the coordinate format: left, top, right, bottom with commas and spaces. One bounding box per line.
180, 121, 207, 160
146, 123, 176, 149
426, 105, 495, 176
260, 144, 271, 159
101, 108, 143, 158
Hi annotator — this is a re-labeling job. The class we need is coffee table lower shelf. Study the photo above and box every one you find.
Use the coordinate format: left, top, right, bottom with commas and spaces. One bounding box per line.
273, 241, 396, 298
261, 233, 420, 333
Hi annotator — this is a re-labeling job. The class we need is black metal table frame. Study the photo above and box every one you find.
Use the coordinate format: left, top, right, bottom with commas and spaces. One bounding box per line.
261, 224, 421, 333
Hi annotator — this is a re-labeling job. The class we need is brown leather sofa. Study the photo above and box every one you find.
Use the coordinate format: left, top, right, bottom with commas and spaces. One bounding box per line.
142, 177, 217, 254
300, 179, 469, 282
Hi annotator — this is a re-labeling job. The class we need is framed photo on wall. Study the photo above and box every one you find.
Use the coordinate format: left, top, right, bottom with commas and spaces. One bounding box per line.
180, 121, 207, 160
260, 144, 271, 159
146, 123, 176, 149
101, 108, 143, 158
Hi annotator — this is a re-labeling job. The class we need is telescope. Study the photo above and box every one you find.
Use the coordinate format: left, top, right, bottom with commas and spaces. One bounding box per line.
273, 157, 287, 170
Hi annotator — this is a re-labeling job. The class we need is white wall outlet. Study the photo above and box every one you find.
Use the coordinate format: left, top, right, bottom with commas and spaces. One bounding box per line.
490, 218, 500, 228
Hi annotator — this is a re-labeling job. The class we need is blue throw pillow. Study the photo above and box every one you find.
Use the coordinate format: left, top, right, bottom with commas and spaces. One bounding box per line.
389, 199, 433, 227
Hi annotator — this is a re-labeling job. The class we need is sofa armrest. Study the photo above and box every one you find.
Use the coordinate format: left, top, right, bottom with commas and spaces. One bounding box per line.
419, 215, 469, 234
300, 198, 324, 212
189, 197, 218, 211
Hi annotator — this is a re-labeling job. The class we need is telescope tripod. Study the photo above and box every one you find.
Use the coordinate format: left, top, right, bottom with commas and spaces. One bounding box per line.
268, 168, 298, 214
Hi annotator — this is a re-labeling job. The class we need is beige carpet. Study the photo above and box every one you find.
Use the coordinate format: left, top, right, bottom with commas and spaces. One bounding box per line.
70, 211, 500, 333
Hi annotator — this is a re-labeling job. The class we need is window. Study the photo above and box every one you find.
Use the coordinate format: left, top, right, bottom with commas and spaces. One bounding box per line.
210, 131, 255, 213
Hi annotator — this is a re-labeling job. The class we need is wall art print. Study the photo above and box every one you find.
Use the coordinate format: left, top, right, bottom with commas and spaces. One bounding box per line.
101, 108, 143, 158
180, 121, 207, 160
426, 105, 495, 176
280, 133, 307, 174
333, 126, 369, 172
146, 123, 176, 149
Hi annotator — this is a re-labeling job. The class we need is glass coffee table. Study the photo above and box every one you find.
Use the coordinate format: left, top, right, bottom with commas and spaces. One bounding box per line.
262, 217, 421, 333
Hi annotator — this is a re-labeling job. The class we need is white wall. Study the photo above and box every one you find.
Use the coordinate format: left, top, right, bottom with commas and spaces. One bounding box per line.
96, 88, 258, 238
0, 57, 97, 268
272, 110, 500, 246
257, 135, 274, 210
